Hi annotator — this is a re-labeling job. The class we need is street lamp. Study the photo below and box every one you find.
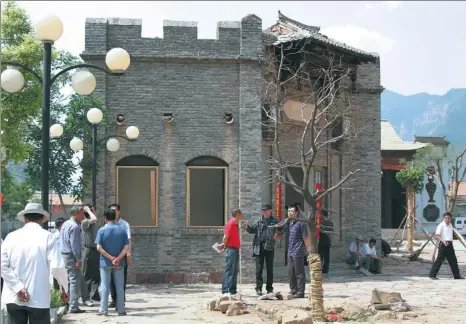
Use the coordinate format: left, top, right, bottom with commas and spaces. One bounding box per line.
50, 124, 64, 138
0, 15, 131, 228
70, 107, 139, 207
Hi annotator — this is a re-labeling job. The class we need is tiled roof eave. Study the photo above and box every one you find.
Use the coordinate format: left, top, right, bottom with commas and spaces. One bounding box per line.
269, 33, 378, 61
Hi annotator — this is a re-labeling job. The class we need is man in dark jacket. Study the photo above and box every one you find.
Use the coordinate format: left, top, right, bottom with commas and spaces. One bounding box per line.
245, 204, 280, 296
317, 209, 334, 275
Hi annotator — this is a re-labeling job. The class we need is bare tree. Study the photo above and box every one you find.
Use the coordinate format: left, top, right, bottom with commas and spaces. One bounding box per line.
404, 145, 466, 260
261, 38, 361, 321
412, 145, 466, 214
432, 147, 466, 214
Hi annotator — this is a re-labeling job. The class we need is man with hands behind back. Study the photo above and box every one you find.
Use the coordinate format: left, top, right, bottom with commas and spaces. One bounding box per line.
95, 209, 129, 316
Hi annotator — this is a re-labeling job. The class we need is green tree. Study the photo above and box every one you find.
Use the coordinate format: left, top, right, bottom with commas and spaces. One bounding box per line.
1, 1, 43, 174
25, 94, 107, 203
396, 159, 425, 251
0, 171, 34, 219
407, 144, 466, 214
2, 2, 107, 203
1, 2, 76, 174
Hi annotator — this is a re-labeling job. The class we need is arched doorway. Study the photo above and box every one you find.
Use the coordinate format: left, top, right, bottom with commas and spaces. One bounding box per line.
116, 155, 159, 227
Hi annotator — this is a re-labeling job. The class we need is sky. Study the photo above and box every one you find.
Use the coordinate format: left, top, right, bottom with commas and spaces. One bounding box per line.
9, 1, 466, 96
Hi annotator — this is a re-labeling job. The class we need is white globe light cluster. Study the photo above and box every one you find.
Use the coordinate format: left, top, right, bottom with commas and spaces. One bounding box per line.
1, 14, 138, 158
69, 107, 140, 153
1, 15, 130, 94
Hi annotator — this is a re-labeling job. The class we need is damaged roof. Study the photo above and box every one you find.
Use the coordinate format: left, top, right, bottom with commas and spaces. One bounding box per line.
264, 11, 379, 61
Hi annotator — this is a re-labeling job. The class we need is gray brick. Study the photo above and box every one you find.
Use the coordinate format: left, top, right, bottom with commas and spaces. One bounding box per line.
81, 15, 382, 283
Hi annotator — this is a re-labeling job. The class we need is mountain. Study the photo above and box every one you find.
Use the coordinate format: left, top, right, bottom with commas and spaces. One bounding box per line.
381, 88, 466, 149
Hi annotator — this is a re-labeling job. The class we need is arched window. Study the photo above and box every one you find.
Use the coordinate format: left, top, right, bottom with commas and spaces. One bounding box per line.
116, 155, 159, 227
186, 156, 228, 227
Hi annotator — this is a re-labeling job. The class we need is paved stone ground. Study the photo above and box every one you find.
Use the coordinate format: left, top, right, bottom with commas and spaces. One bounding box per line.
60, 241, 466, 323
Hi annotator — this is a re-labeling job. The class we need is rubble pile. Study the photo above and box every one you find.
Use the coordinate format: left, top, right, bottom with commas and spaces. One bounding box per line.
257, 291, 293, 301
370, 288, 416, 321
206, 294, 249, 317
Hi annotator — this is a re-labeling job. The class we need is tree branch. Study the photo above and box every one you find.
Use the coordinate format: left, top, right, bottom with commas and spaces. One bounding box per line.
316, 169, 360, 202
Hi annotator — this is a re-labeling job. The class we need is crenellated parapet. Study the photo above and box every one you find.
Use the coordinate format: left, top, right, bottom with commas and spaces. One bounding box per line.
82, 15, 262, 61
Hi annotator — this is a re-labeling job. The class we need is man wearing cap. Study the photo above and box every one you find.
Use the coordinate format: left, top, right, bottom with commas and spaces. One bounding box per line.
1, 203, 55, 323
345, 235, 365, 268
245, 204, 280, 296
60, 206, 93, 313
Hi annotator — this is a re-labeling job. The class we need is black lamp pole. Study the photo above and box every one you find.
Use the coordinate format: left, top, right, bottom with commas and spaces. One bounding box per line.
42, 43, 52, 222
2, 54, 122, 230
92, 124, 98, 209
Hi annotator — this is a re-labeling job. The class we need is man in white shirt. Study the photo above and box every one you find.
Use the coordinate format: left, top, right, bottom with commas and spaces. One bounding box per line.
108, 203, 132, 310
50, 217, 68, 295
344, 235, 365, 268
429, 212, 464, 280
361, 238, 383, 274
1, 203, 54, 323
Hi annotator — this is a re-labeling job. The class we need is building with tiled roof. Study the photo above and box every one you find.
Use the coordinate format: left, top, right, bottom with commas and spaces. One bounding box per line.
82, 11, 383, 283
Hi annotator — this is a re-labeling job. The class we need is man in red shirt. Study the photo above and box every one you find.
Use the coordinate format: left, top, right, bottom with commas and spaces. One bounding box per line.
219, 209, 243, 295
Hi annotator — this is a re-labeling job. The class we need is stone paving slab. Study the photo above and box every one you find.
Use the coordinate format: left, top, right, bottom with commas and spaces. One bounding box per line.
60, 246, 466, 324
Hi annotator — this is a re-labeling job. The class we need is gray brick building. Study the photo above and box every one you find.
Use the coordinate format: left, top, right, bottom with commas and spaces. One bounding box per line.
82, 12, 382, 284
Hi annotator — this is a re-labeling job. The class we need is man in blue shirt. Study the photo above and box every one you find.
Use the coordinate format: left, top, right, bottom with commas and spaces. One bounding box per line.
285, 206, 309, 298
95, 209, 129, 316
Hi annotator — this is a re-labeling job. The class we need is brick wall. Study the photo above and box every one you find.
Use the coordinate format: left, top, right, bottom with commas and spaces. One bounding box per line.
82, 16, 382, 283
82, 16, 263, 284
339, 61, 382, 253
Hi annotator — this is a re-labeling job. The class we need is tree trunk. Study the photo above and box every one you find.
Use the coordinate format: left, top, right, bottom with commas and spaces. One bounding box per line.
306, 211, 325, 321
406, 186, 415, 252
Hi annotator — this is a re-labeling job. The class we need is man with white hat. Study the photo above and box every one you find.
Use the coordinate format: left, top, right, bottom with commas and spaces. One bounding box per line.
344, 235, 365, 269
1, 202, 54, 323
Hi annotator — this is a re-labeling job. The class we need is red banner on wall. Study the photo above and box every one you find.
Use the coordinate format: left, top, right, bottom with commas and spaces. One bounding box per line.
276, 183, 282, 220
316, 183, 322, 238
276, 183, 282, 239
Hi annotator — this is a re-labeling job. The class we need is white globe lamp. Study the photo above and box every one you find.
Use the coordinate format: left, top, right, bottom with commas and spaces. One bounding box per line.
1, 67, 25, 93
105, 48, 130, 72
34, 15, 64, 42
126, 126, 139, 140
70, 137, 84, 152
50, 124, 64, 138
87, 108, 103, 125
106, 138, 120, 152
71, 70, 96, 95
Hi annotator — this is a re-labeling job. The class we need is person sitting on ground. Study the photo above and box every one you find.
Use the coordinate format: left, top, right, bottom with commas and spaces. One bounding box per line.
344, 235, 365, 268
361, 238, 383, 274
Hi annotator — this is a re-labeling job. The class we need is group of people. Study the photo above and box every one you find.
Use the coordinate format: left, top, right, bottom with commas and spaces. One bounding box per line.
1, 201, 133, 323
219, 203, 334, 298
219, 207, 465, 299
344, 236, 383, 274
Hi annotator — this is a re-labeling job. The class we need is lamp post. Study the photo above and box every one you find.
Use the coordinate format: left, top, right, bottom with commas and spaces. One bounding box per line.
70, 108, 139, 208
0, 15, 131, 228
